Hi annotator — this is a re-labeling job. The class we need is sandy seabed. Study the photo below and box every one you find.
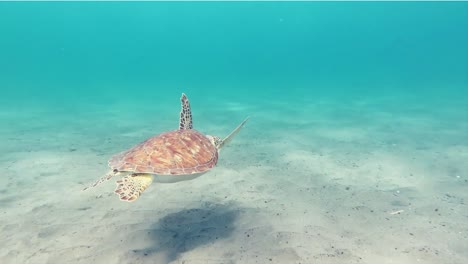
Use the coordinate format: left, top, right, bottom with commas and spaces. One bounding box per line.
1, 95, 467, 264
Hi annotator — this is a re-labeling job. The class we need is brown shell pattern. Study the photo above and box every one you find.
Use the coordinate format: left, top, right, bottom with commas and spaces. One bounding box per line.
109, 129, 218, 175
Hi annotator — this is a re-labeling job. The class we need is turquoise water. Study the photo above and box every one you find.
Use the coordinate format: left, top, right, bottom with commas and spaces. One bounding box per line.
1, 2, 467, 264
1, 2, 467, 105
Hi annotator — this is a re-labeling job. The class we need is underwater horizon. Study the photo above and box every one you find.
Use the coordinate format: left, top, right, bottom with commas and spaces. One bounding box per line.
0, 2, 467, 264
1, 2, 467, 105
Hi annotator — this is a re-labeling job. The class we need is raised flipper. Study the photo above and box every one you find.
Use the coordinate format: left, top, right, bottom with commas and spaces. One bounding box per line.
114, 174, 153, 202
219, 116, 250, 149
82, 170, 119, 191
179, 93, 193, 130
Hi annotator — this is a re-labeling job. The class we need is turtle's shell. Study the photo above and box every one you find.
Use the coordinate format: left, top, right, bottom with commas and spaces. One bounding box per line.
109, 129, 218, 175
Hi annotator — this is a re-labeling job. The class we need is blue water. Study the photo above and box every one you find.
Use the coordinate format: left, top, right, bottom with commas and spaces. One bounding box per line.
1, 2, 467, 105
0, 2, 467, 263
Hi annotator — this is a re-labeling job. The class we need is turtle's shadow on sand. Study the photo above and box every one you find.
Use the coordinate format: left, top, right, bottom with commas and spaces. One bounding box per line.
134, 202, 238, 262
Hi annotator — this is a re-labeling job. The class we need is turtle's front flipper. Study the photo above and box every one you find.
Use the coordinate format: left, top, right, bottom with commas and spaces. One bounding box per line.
219, 116, 250, 149
114, 174, 153, 202
82, 170, 118, 191
179, 93, 193, 130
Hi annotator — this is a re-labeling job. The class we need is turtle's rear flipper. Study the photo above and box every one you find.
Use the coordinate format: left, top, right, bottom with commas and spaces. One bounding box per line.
114, 174, 153, 202
82, 170, 118, 191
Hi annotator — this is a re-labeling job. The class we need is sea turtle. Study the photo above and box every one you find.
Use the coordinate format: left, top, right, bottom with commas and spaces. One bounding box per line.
83, 93, 249, 202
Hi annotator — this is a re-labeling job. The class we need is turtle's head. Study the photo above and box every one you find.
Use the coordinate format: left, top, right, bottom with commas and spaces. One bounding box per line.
206, 135, 222, 150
